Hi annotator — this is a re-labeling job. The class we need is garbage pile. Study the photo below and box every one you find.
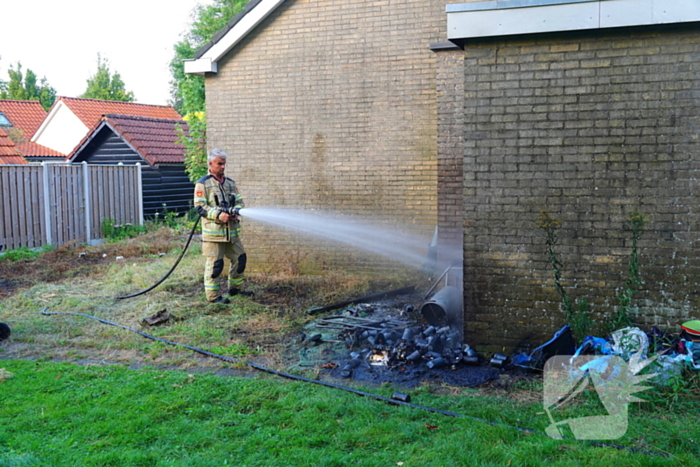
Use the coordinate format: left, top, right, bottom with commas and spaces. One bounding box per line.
513, 319, 700, 383
317, 285, 481, 376
330, 316, 477, 375
303, 298, 501, 388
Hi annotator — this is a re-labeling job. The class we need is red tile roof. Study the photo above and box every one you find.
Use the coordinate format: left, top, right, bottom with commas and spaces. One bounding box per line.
58, 97, 182, 131
74, 114, 189, 165
16, 141, 65, 159
0, 128, 28, 164
0, 127, 16, 153
0, 99, 47, 139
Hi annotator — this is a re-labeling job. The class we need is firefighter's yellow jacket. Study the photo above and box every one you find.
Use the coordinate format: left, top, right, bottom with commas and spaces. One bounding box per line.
194, 174, 244, 242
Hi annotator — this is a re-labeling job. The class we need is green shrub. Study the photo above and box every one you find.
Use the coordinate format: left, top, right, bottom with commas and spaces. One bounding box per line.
151, 203, 181, 229
0, 244, 54, 263
537, 211, 592, 342
101, 217, 147, 241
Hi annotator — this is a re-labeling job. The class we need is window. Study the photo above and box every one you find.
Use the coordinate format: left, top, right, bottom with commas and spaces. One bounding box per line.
0, 112, 11, 127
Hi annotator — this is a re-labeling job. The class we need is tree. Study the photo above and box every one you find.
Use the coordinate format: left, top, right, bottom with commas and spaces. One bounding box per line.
170, 0, 248, 180
0, 61, 57, 110
37, 80, 57, 111
81, 54, 135, 102
176, 111, 208, 182
169, 0, 248, 115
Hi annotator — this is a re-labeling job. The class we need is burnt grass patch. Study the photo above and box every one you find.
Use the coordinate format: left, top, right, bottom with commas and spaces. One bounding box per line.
0, 231, 180, 295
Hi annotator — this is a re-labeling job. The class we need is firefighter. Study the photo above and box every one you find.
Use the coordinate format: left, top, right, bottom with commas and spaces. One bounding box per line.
194, 148, 251, 303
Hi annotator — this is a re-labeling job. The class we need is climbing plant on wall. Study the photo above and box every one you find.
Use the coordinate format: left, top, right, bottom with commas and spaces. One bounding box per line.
537, 209, 647, 341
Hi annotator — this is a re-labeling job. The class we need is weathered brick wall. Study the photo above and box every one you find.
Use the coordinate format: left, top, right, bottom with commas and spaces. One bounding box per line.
435, 44, 465, 271
460, 26, 700, 351
205, 0, 450, 273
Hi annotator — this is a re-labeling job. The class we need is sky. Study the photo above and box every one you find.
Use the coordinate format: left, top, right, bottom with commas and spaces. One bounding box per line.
0, 0, 213, 106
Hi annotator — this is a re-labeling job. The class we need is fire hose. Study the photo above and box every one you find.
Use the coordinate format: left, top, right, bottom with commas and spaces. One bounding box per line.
39, 307, 669, 458
113, 217, 201, 300
40, 307, 461, 418
115, 202, 242, 300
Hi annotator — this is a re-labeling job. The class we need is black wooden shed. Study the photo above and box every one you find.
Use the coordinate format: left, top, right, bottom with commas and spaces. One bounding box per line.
69, 114, 193, 218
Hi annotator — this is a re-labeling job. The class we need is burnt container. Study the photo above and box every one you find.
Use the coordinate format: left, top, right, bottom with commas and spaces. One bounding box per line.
462, 356, 480, 366
426, 357, 447, 369
340, 358, 362, 378
420, 286, 463, 328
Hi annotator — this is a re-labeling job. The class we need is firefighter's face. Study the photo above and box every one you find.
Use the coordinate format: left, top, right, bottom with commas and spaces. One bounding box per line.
209, 157, 226, 178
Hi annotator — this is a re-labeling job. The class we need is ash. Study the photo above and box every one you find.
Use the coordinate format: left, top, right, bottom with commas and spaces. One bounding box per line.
295, 298, 500, 388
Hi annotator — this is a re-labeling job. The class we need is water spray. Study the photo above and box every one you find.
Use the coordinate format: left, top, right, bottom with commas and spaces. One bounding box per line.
113, 207, 444, 299
237, 207, 439, 267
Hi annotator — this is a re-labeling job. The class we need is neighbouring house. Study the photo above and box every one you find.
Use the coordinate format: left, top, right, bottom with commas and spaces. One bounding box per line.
32, 97, 182, 156
0, 99, 64, 162
0, 127, 28, 165
69, 114, 193, 218
186, 0, 700, 351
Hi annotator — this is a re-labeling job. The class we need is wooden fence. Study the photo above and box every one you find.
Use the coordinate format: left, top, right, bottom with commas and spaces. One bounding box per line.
0, 162, 142, 251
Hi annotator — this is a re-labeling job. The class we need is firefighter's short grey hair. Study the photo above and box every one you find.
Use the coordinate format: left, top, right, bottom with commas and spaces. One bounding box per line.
208, 148, 228, 162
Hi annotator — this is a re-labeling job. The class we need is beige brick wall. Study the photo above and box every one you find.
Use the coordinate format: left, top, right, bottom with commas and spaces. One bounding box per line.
457, 26, 700, 351
435, 47, 465, 269
204, 0, 453, 273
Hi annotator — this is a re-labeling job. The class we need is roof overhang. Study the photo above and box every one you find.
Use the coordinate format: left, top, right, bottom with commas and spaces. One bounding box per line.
184, 0, 286, 76
183, 57, 218, 75
447, 0, 700, 43
69, 119, 150, 166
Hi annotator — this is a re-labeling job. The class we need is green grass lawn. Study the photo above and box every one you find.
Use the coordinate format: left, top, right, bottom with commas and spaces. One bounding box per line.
0, 359, 697, 467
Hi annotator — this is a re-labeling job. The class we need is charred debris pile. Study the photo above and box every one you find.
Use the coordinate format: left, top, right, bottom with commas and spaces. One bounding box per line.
297, 286, 502, 388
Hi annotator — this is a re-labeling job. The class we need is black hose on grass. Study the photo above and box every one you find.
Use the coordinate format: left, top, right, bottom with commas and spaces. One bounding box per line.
114, 217, 200, 300
40, 307, 669, 458
41, 307, 461, 417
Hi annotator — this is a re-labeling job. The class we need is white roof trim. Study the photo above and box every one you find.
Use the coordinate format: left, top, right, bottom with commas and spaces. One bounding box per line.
183, 58, 218, 75
447, 0, 700, 40
184, 0, 286, 76
31, 99, 66, 143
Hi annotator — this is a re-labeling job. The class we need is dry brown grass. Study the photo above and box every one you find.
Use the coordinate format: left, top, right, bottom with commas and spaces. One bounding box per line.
0, 228, 183, 296
0, 230, 422, 373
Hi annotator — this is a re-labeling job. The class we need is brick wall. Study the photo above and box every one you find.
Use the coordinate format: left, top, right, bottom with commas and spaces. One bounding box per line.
458, 26, 700, 351
435, 44, 465, 271
205, 0, 450, 273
